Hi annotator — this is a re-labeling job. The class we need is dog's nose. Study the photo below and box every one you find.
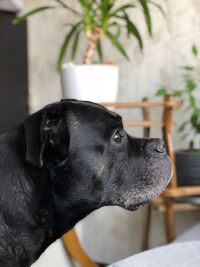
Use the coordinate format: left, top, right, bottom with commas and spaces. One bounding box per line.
144, 139, 166, 154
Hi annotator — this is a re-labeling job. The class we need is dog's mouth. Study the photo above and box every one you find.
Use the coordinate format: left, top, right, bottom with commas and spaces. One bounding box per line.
126, 201, 146, 211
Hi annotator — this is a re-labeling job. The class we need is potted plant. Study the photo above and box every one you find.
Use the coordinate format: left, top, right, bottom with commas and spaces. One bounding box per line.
14, 0, 164, 102
156, 45, 200, 186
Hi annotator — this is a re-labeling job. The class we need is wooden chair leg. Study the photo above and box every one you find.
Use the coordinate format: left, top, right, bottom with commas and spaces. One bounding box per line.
62, 228, 99, 267
141, 204, 152, 251
164, 199, 176, 243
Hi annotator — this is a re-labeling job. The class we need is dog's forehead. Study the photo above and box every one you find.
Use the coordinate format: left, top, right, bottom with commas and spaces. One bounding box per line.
63, 100, 122, 125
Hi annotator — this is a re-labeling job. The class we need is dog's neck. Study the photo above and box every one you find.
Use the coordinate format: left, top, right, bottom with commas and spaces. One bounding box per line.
25, 162, 96, 264
46, 164, 96, 240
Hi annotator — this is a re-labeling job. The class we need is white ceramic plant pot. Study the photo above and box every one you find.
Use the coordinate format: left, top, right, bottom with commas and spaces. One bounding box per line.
61, 63, 119, 102
0, 0, 23, 12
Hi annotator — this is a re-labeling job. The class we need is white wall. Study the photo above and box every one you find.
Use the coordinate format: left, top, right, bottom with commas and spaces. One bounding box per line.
20, 0, 200, 266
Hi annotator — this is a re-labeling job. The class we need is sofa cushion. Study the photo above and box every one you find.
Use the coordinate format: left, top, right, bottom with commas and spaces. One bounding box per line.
108, 241, 200, 267
174, 223, 200, 242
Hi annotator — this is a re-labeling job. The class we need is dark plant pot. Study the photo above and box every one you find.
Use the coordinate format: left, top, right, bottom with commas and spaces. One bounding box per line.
175, 150, 200, 186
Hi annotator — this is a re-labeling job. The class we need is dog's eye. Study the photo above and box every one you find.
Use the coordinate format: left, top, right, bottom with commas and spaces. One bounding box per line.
113, 131, 122, 144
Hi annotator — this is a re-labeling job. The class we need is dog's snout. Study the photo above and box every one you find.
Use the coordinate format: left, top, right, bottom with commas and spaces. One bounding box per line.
155, 141, 166, 153
144, 139, 166, 154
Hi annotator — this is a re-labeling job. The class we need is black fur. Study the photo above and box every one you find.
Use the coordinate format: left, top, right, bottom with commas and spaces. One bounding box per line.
0, 99, 171, 267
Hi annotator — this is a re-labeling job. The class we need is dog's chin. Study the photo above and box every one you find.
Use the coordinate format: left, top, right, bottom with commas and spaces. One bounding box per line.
125, 201, 146, 211
117, 159, 172, 212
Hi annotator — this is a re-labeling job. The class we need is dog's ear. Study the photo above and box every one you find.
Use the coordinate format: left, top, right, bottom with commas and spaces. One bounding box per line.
24, 103, 69, 167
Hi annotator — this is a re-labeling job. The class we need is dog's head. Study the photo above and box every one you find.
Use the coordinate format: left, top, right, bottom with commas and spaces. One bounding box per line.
24, 100, 171, 213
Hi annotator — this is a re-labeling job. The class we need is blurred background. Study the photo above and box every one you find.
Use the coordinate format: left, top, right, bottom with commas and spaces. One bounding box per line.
0, 0, 200, 266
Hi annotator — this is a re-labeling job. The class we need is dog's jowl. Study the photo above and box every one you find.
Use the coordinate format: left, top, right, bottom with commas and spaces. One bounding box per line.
0, 99, 172, 267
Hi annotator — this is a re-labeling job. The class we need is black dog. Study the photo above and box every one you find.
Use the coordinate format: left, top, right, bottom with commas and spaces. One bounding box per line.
0, 99, 171, 267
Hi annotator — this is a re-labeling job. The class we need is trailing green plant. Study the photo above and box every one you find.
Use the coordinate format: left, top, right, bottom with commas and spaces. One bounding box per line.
13, 0, 165, 71
156, 45, 200, 150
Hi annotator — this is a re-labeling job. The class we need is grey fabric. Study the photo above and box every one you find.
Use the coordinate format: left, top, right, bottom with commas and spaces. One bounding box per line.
108, 224, 200, 267
174, 223, 200, 242
0, 0, 23, 12
108, 241, 200, 267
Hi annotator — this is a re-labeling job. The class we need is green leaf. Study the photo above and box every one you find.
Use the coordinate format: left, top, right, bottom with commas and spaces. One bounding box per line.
12, 6, 55, 25
189, 95, 196, 108
106, 31, 129, 60
186, 79, 196, 92
97, 40, 103, 63
181, 65, 194, 71
100, 0, 116, 12
100, 0, 115, 32
124, 12, 143, 49
172, 90, 182, 97
110, 3, 135, 16
138, 0, 152, 36
192, 44, 198, 56
57, 22, 82, 71
55, 0, 80, 15
147, 0, 166, 17
190, 112, 200, 134
79, 0, 94, 34
155, 87, 167, 96
71, 30, 81, 61
178, 121, 189, 132
196, 108, 200, 115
